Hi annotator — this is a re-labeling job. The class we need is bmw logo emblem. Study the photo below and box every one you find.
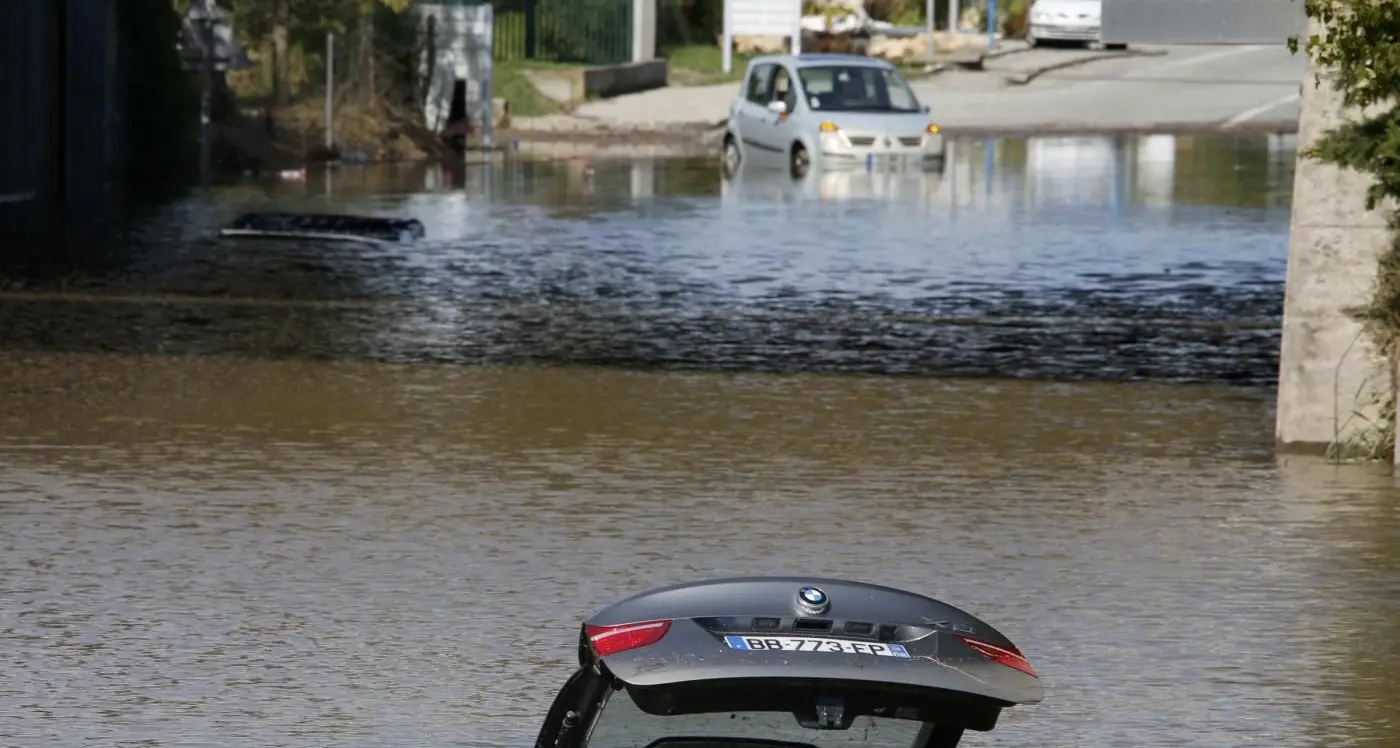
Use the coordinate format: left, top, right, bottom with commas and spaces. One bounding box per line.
797, 586, 830, 614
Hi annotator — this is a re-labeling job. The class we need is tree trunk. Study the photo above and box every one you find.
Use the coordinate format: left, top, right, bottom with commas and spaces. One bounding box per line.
270, 0, 291, 108
359, 6, 377, 108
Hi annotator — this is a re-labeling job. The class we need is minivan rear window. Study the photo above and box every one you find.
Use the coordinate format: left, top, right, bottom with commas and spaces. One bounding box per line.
583, 687, 927, 748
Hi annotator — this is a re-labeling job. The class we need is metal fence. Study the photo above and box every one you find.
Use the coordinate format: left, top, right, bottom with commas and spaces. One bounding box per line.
492, 0, 634, 64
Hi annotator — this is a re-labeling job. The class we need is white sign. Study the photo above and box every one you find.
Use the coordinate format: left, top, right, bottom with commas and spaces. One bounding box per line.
722, 0, 803, 74
732, 0, 802, 35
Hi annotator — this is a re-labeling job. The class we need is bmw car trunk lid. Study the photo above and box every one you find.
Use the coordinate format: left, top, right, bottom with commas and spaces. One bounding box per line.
576, 577, 1043, 728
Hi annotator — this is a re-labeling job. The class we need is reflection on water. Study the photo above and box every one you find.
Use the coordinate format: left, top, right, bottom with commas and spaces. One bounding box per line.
8, 133, 1396, 748
0, 134, 1293, 385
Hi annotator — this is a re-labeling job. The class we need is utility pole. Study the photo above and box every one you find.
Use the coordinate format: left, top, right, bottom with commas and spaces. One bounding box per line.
325, 32, 335, 150
926, 0, 934, 59
480, 4, 495, 153
987, 0, 997, 51
198, 0, 214, 185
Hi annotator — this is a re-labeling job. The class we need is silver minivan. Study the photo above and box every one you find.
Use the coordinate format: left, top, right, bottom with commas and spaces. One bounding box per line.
721, 54, 947, 179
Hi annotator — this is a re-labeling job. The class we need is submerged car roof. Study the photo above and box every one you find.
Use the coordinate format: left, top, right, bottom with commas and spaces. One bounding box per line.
580, 576, 1044, 712
219, 212, 426, 245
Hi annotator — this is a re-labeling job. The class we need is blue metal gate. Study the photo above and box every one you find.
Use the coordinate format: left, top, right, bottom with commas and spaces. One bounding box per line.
1101, 0, 1306, 45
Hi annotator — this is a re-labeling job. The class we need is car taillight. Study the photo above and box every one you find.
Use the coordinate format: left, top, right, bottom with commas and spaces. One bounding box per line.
584, 619, 672, 657
955, 634, 1038, 678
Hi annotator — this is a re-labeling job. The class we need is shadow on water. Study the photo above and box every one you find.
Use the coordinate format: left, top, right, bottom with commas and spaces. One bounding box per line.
0, 133, 1296, 385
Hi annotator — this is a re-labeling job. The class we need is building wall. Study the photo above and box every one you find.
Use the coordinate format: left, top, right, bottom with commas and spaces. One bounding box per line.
0, 0, 121, 236
1101, 0, 1305, 45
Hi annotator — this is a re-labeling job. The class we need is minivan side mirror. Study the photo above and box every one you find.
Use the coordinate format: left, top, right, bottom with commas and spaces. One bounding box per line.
921, 104, 930, 113
767, 100, 787, 114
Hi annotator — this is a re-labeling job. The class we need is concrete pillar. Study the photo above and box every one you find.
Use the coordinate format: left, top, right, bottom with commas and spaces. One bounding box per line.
1275, 18, 1395, 456
632, 0, 656, 63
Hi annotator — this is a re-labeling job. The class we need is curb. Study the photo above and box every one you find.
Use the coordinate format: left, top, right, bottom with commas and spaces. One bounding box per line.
940, 119, 1299, 137
905, 61, 950, 79
941, 45, 1031, 72
1003, 47, 1168, 86
984, 44, 1035, 61
500, 118, 1299, 156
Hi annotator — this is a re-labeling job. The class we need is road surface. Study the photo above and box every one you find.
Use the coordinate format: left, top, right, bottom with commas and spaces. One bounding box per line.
926, 43, 1303, 133
554, 44, 1303, 136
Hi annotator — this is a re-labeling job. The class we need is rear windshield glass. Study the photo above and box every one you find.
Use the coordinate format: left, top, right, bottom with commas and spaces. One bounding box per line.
796, 66, 922, 113
583, 688, 927, 748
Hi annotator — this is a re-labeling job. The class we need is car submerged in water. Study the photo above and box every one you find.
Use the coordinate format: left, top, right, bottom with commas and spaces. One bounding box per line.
218, 212, 426, 245
536, 577, 1043, 748
721, 55, 947, 180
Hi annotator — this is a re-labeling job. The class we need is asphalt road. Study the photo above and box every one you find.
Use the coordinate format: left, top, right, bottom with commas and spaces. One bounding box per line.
559, 43, 1305, 137
914, 43, 1305, 134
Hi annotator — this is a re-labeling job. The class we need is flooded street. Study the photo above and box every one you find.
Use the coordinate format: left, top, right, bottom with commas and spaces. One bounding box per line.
1, 134, 1292, 384
3, 134, 1399, 748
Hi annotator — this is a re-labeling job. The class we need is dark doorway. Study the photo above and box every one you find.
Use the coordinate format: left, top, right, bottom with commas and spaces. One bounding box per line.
444, 78, 469, 154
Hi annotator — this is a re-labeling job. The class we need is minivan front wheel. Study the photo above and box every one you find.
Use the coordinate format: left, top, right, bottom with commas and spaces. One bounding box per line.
790, 143, 810, 179
722, 135, 741, 177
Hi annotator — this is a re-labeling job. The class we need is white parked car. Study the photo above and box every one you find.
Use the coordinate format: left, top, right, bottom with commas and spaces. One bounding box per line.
1026, 0, 1126, 49
721, 53, 947, 180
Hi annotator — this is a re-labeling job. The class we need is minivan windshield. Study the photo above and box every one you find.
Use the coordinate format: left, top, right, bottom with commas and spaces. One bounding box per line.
584, 688, 928, 748
796, 65, 922, 113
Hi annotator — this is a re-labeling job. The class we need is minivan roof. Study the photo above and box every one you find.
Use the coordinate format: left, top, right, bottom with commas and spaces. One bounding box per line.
746, 53, 897, 70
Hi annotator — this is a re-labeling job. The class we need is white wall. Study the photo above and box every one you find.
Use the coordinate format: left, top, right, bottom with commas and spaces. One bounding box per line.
416, 3, 493, 139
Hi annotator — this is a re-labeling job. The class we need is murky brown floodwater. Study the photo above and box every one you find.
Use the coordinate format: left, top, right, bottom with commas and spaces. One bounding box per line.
3, 135, 1398, 748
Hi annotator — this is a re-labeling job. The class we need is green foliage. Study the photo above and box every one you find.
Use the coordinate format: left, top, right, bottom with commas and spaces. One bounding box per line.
119, 0, 197, 188
227, 0, 410, 42
1289, 0, 1400, 461
1289, 0, 1400, 112
1308, 109, 1400, 212
657, 0, 723, 51
222, 0, 417, 97
1290, 0, 1400, 212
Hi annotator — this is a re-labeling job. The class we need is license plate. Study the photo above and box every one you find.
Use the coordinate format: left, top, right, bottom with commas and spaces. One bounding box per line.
863, 154, 915, 171
724, 635, 910, 658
